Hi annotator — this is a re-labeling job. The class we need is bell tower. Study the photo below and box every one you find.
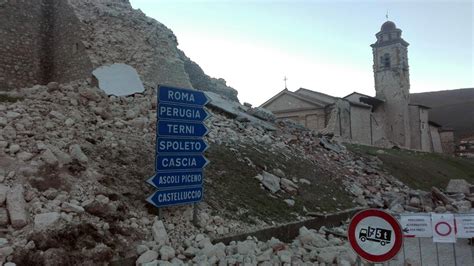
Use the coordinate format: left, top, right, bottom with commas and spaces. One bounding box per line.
371, 21, 411, 147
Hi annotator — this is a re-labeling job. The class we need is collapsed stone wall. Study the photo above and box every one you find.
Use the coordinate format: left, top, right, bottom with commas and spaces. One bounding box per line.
349, 105, 371, 145
59, 0, 193, 89
0, 0, 47, 90
69, 0, 239, 100
1, 0, 239, 101
0, 0, 92, 91
49, 0, 93, 84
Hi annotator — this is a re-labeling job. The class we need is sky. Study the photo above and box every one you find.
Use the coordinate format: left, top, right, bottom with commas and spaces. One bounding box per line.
129, 0, 473, 106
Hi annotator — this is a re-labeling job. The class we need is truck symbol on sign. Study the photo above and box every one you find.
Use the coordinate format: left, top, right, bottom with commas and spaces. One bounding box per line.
359, 226, 392, 246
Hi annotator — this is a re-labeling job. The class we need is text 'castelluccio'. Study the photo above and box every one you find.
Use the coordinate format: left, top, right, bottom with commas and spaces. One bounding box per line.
157, 189, 202, 203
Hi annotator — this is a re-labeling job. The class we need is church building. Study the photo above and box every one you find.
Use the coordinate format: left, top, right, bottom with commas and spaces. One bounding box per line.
260, 21, 452, 153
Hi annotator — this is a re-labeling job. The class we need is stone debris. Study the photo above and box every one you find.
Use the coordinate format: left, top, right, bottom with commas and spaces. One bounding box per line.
320, 137, 342, 153
6, 185, 28, 229
69, 144, 88, 164
284, 199, 295, 207
245, 107, 276, 122
446, 179, 471, 194
34, 212, 61, 231
136, 250, 158, 265
159, 245, 176, 261
60, 202, 85, 214
0, 74, 466, 266
205, 91, 276, 130
260, 171, 281, 193
0, 14, 469, 262
0, 185, 9, 205
136, 223, 354, 265
152, 219, 169, 246
280, 178, 298, 193
0, 208, 9, 226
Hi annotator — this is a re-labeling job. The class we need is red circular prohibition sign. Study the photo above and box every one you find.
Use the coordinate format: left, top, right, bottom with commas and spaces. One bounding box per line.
434, 221, 452, 236
348, 209, 403, 263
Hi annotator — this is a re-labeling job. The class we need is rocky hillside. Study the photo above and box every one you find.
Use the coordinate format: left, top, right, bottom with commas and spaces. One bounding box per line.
0, 80, 472, 265
411, 88, 474, 140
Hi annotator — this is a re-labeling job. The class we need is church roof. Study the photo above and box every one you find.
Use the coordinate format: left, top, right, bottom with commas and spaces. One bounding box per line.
343, 91, 384, 108
381, 21, 397, 32
259, 88, 332, 109
371, 20, 409, 48
343, 91, 372, 99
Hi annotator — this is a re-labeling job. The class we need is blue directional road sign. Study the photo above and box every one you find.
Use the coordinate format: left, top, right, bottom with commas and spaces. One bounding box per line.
157, 120, 208, 137
156, 154, 209, 171
156, 138, 209, 153
146, 186, 203, 208
159, 85, 210, 106
147, 170, 203, 189
146, 85, 210, 209
158, 102, 210, 122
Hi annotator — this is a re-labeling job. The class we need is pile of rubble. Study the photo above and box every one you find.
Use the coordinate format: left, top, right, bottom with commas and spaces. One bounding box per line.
68, 0, 239, 101
0, 79, 472, 264
136, 219, 355, 265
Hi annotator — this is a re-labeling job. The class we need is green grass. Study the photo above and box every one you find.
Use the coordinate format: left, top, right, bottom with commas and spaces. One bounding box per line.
347, 144, 474, 191
204, 143, 354, 224
0, 94, 23, 103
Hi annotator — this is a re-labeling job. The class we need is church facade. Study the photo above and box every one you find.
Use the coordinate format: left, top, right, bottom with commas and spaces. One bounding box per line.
261, 21, 452, 153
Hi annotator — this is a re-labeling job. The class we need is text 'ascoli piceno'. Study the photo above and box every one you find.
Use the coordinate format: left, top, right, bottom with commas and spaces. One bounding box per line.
158, 173, 202, 185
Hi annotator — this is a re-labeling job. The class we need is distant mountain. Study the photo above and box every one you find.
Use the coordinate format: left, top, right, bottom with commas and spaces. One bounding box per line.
411, 88, 474, 140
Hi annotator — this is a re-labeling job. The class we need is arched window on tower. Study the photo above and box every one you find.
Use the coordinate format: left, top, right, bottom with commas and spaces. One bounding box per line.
381, 53, 391, 68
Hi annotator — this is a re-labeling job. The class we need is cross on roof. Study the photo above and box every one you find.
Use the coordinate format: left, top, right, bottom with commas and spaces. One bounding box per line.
284, 76, 288, 89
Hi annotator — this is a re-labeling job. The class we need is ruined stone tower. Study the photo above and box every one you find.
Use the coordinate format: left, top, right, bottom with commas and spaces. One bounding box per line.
371, 21, 411, 147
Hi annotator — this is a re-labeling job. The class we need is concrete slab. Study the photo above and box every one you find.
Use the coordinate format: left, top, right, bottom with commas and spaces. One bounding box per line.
205, 91, 276, 131
92, 63, 145, 96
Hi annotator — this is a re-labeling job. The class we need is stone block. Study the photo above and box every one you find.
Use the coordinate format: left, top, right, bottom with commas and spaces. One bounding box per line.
0, 208, 9, 226
6, 184, 28, 229
261, 171, 280, 193
446, 179, 470, 194
152, 219, 169, 246
34, 212, 60, 231
0, 185, 9, 206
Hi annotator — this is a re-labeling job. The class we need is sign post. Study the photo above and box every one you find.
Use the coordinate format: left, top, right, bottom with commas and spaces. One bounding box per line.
348, 209, 403, 263
146, 85, 210, 212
